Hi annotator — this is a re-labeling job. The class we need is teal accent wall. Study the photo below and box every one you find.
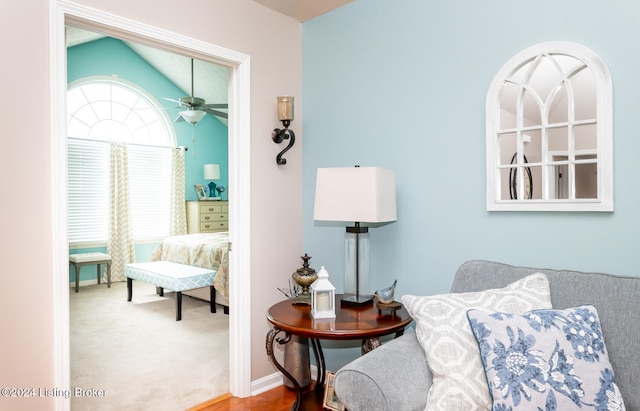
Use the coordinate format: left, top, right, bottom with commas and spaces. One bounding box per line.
302, 0, 640, 370
67, 38, 228, 283
67, 37, 229, 201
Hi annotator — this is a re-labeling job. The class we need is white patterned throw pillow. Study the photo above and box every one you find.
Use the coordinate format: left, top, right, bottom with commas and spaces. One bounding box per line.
466, 305, 626, 411
402, 273, 552, 411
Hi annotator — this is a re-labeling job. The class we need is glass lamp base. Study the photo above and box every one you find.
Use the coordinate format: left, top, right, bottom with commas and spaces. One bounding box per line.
340, 294, 373, 307
343, 226, 371, 307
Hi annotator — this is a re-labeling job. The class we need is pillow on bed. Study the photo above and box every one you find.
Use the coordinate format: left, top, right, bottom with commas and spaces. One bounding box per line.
466, 305, 625, 410
401, 273, 551, 411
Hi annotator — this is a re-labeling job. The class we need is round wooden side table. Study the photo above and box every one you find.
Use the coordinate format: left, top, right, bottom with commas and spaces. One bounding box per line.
266, 294, 411, 411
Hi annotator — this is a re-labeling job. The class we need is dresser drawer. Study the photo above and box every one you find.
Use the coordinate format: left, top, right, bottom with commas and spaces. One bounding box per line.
199, 204, 228, 214
187, 200, 229, 234
201, 213, 227, 222
200, 221, 228, 232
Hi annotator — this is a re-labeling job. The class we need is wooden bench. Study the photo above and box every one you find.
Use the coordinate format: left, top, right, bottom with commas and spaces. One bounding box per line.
124, 261, 217, 321
69, 252, 112, 293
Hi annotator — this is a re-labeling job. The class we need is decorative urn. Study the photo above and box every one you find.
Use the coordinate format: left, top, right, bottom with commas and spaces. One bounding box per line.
291, 253, 317, 305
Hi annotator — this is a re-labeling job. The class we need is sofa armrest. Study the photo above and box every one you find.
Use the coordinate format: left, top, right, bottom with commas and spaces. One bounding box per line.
334, 332, 431, 411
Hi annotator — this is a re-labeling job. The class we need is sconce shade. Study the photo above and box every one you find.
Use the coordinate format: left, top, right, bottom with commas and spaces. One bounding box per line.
277, 96, 294, 121
180, 109, 206, 124
313, 167, 397, 223
204, 164, 221, 180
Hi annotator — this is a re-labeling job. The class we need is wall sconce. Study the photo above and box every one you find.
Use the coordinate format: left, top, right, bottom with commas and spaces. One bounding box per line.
272, 96, 295, 165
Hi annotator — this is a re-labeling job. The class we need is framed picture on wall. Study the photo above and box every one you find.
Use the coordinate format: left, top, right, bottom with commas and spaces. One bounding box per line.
194, 184, 206, 200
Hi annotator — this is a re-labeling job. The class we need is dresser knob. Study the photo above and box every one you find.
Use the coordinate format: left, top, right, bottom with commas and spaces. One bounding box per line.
204, 224, 210, 228
204, 216, 210, 220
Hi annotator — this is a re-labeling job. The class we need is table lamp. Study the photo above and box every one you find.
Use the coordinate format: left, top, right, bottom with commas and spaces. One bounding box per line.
204, 164, 220, 199
313, 166, 397, 307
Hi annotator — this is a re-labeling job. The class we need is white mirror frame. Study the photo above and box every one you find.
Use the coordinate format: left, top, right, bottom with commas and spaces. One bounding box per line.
486, 41, 613, 212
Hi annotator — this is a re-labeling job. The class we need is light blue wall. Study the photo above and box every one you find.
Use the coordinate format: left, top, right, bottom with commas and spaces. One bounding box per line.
302, 0, 640, 369
67, 38, 228, 283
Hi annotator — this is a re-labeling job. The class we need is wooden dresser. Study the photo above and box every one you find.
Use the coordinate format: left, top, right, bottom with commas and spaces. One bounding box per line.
186, 200, 229, 233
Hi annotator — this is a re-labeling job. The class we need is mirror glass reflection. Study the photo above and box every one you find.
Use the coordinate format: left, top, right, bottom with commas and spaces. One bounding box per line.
486, 41, 613, 211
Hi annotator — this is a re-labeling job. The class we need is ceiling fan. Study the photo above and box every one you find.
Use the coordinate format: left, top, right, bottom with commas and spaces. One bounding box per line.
164, 58, 228, 124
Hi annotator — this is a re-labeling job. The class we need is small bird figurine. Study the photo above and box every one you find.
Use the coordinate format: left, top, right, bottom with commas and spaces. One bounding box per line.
374, 279, 397, 304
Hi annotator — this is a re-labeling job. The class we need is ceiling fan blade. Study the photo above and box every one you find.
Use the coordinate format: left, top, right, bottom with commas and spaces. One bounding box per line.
201, 103, 228, 109
203, 109, 228, 119
164, 60, 227, 121
164, 97, 188, 107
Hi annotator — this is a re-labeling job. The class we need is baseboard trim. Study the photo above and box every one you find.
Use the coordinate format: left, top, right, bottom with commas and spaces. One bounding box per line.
251, 365, 318, 396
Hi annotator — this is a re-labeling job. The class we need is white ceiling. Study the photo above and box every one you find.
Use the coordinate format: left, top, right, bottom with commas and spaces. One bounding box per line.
253, 0, 354, 22
65, 0, 353, 124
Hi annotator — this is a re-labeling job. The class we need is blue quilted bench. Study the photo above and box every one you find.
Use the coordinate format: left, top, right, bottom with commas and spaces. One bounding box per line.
124, 261, 217, 321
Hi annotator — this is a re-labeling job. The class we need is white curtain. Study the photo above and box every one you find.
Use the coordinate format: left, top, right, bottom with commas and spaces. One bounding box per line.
170, 148, 187, 236
107, 141, 136, 282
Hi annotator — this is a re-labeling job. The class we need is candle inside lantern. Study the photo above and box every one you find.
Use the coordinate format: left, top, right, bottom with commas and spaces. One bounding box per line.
310, 265, 336, 319
277, 96, 294, 121
317, 292, 330, 312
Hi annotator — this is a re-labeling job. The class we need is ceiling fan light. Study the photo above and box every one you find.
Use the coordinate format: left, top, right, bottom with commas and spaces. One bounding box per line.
180, 109, 206, 124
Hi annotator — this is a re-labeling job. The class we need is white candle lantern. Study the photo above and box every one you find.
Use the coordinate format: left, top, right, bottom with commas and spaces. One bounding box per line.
311, 266, 336, 319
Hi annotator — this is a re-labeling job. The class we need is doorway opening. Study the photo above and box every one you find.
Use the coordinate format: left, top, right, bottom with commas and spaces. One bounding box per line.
51, 2, 252, 409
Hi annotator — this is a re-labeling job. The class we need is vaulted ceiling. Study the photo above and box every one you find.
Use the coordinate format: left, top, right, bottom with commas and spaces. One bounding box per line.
65, 0, 354, 125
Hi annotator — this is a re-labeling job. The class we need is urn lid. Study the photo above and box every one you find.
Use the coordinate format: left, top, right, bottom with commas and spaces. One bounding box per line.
295, 253, 316, 276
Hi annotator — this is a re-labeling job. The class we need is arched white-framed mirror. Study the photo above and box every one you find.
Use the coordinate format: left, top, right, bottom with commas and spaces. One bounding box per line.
486, 41, 613, 212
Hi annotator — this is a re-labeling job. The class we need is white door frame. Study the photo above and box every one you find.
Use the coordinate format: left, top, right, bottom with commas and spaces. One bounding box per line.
50, 2, 252, 409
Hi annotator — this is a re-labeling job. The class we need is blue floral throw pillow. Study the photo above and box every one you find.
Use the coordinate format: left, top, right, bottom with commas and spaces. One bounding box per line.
466, 305, 625, 411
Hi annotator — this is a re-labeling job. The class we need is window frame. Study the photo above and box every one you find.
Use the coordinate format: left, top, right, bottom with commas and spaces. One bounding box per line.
67, 76, 177, 245
486, 41, 613, 212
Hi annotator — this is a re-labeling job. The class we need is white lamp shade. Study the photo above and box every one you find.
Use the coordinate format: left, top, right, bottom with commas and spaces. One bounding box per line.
204, 164, 221, 180
313, 167, 397, 223
180, 109, 206, 124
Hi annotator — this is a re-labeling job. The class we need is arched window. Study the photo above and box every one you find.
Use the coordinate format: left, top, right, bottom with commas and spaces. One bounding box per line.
486, 42, 613, 212
67, 77, 176, 244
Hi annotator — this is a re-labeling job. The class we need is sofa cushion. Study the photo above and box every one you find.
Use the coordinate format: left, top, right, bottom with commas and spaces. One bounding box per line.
452, 260, 640, 411
467, 305, 625, 410
401, 273, 552, 411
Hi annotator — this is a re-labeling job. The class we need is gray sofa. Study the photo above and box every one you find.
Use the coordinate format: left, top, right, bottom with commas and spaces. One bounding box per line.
334, 260, 640, 411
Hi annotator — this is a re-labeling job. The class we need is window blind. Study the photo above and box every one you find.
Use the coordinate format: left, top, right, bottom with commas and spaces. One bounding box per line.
67, 139, 109, 244
68, 139, 172, 244
128, 144, 171, 241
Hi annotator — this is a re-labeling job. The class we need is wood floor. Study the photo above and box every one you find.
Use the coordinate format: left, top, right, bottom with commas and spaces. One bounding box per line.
190, 384, 325, 411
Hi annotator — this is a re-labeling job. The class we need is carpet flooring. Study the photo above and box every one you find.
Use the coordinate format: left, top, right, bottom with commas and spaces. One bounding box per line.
70, 281, 229, 411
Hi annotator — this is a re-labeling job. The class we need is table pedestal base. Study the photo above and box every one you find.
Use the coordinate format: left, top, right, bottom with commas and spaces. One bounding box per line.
266, 327, 326, 411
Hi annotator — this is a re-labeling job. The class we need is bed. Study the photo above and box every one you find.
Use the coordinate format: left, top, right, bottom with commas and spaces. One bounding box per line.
149, 232, 230, 312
